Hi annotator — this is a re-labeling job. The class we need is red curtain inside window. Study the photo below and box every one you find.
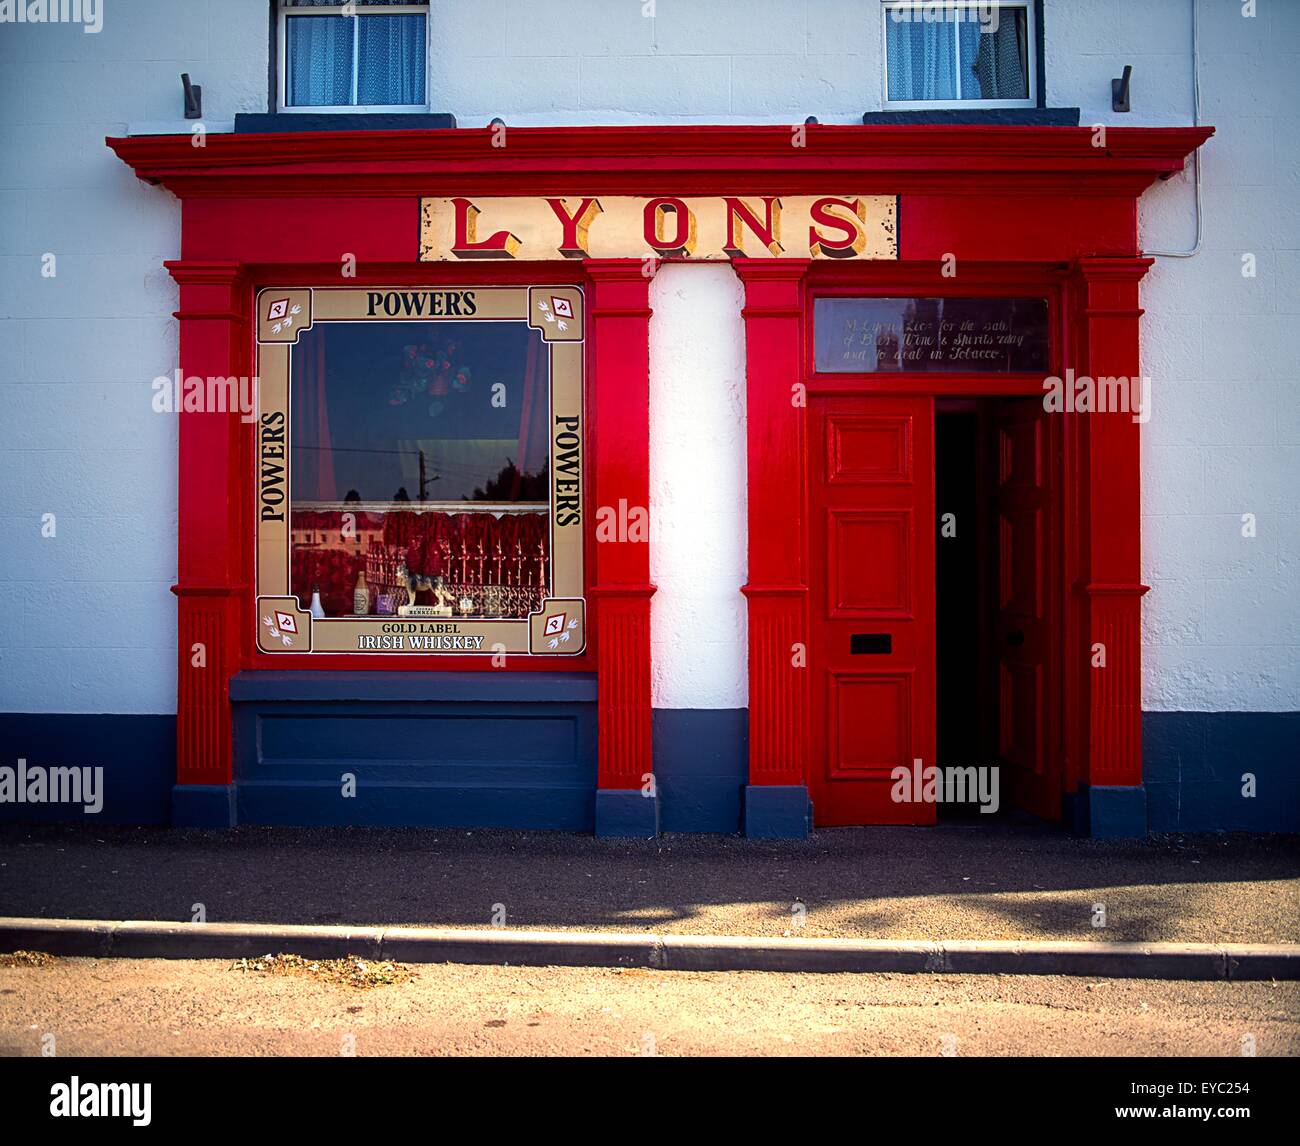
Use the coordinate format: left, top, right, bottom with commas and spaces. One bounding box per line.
291, 331, 337, 501
292, 509, 548, 616
515, 332, 547, 490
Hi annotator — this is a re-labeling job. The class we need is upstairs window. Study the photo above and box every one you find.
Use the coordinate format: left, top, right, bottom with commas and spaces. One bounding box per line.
882, 1, 1036, 109
279, 1, 428, 111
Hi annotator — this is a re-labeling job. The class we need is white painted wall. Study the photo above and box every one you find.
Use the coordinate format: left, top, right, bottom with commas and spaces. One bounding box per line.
430, 0, 882, 126
0, 0, 1296, 715
649, 264, 749, 709
0, 0, 269, 714
1047, 0, 1300, 710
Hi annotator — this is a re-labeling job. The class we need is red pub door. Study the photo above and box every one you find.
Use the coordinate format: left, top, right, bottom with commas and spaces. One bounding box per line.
995, 399, 1061, 820
809, 395, 937, 825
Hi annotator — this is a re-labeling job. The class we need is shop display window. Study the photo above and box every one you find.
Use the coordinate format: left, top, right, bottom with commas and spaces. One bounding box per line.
254, 286, 586, 656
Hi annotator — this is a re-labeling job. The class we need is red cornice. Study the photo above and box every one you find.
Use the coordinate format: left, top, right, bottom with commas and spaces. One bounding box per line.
107, 124, 1213, 200
732, 258, 812, 281
163, 259, 249, 285
1074, 255, 1156, 280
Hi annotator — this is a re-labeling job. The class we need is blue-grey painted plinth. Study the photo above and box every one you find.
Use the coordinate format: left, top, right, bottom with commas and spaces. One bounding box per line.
237, 783, 594, 831
171, 784, 237, 828
0, 713, 174, 825
594, 789, 659, 839
229, 670, 596, 704
231, 676, 596, 830
1143, 711, 1300, 832
743, 785, 812, 839
1075, 784, 1147, 839
653, 709, 746, 833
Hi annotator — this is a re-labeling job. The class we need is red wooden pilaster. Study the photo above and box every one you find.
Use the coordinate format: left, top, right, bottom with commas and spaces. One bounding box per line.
1073, 256, 1152, 789
585, 260, 655, 791
165, 260, 251, 789
735, 259, 811, 789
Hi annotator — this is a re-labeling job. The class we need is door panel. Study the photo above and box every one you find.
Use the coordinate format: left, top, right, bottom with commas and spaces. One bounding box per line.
829, 510, 912, 615
810, 396, 936, 826
996, 399, 1059, 818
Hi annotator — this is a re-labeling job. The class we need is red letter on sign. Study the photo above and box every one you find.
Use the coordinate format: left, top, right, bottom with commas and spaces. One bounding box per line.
546, 197, 604, 258
723, 196, 784, 258
643, 197, 697, 258
451, 198, 521, 259
808, 197, 866, 259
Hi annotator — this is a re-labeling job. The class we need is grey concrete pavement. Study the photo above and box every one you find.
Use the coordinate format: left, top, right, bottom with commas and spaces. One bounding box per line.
1, 822, 1296, 944
1, 957, 1295, 1057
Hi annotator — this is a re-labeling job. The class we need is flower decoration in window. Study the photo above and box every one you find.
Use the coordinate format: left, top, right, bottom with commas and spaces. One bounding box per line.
388, 336, 472, 417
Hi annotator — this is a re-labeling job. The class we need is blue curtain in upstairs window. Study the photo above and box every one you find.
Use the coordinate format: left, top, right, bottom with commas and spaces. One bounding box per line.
886, 19, 960, 101
358, 14, 426, 106
286, 14, 354, 106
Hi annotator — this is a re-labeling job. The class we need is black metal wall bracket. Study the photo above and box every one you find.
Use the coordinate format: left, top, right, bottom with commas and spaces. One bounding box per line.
1111, 65, 1132, 113
182, 73, 202, 120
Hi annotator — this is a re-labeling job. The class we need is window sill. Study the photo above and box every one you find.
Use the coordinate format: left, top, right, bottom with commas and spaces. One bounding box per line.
235, 112, 456, 133
863, 109, 1080, 126
230, 670, 596, 704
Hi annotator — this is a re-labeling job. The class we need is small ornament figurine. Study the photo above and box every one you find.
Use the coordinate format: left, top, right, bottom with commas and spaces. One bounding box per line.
353, 569, 369, 615
396, 560, 430, 609
309, 585, 326, 620
430, 576, 454, 617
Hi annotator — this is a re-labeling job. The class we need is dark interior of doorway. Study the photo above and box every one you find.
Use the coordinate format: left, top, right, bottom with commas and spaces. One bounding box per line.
934, 398, 1011, 822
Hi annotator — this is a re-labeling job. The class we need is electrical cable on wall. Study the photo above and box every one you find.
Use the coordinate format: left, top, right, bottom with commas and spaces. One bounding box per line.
1147, 0, 1203, 258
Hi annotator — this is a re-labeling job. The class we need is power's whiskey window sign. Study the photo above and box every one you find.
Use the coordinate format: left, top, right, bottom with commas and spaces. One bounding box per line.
255, 286, 586, 655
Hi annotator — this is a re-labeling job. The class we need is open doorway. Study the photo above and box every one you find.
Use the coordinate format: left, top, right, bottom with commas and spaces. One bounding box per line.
935, 397, 1063, 823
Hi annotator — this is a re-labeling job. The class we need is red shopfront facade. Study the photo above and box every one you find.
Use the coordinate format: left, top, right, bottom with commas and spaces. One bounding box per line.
110, 125, 1208, 838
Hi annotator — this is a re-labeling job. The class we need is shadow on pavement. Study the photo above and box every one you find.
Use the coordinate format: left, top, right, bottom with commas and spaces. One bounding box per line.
0, 822, 1296, 944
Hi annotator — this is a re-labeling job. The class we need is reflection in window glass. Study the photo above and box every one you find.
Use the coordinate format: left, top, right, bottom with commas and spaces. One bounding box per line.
289, 321, 551, 619
814, 297, 1049, 373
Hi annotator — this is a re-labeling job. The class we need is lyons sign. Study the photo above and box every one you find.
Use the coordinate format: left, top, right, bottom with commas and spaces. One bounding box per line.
419, 195, 898, 261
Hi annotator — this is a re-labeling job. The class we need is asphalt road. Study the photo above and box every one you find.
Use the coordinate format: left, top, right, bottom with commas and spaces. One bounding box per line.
1, 823, 1296, 943
1, 957, 1295, 1056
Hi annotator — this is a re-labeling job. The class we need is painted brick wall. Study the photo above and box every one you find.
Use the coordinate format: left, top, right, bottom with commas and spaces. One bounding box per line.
649, 264, 748, 709
429, 0, 881, 125
1046, 0, 1300, 711
0, 0, 269, 714
0, 0, 1296, 723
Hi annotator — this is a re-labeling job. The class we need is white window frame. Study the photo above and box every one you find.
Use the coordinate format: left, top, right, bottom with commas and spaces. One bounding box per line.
880, 0, 1038, 111
277, 2, 431, 114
